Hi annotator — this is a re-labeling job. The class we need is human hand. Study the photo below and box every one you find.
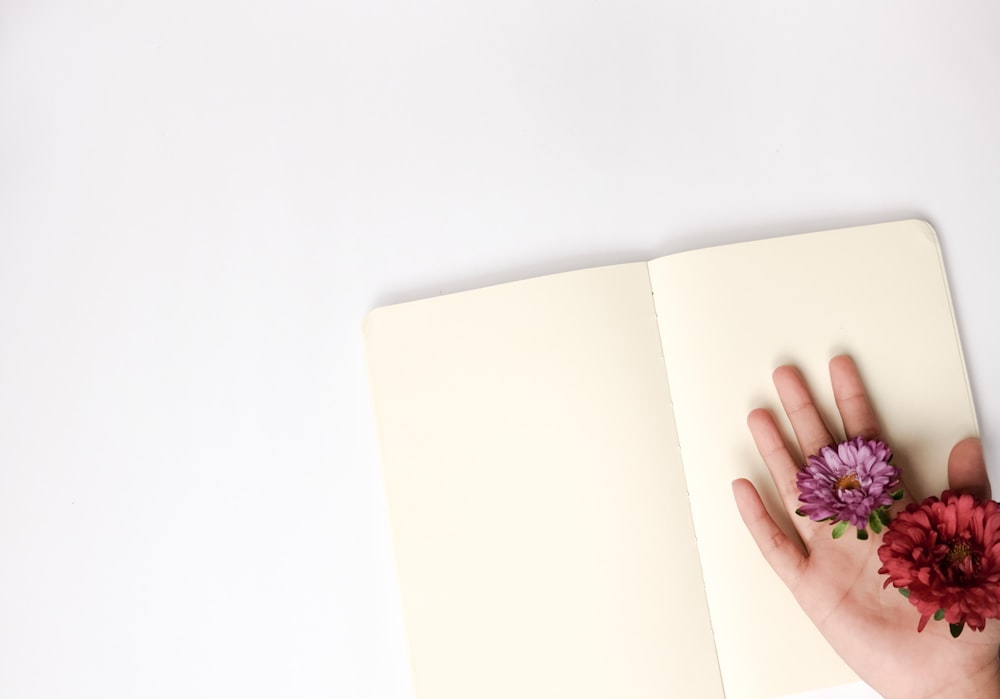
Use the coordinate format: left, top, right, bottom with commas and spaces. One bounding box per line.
732, 355, 1000, 699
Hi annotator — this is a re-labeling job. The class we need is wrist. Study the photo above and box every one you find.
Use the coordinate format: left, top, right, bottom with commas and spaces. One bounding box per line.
926, 662, 1000, 699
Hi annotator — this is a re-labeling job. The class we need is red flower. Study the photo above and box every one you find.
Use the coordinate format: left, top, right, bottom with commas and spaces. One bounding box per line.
877, 491, 1000, 633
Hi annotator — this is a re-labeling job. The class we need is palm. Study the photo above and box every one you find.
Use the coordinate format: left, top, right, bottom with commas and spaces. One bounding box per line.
733, 356, 1000, 699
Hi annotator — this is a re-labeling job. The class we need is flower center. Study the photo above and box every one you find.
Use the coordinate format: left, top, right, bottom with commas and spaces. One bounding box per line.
942, 539, 983, 582
834, 473, 861, 490
948, 541, 972, 564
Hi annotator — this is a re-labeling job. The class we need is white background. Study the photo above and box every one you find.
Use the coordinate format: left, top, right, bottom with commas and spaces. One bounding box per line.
2, 2, 999, 697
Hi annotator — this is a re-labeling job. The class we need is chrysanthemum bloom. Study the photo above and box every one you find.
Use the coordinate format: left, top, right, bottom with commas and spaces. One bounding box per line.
877, 491, 1000, 634
796, 436, 899, 531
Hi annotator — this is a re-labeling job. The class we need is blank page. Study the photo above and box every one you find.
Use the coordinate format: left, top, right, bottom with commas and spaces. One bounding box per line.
648, 220, 976, 698
365, 263, 723, 699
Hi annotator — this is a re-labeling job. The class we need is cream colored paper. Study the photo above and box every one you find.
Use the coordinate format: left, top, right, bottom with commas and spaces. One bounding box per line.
649, 220, 976, 698
365, 263, 723, 699
366, 220, 975, 699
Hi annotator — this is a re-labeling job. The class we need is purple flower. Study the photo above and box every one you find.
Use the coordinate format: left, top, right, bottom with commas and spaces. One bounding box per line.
796, 436, 900, 531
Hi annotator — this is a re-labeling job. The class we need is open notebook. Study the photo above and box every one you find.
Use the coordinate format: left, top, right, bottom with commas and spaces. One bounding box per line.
364, 220, 977, 698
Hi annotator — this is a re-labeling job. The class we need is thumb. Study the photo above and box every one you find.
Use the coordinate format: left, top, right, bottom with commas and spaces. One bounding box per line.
947, 437, 991, 501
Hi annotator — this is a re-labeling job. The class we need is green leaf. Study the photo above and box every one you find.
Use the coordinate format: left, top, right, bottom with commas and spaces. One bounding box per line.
795, 508, 806, 517
856, 527, 869, 540
892, 488, 905, 501
934, 609, 945, 621
899, 588, 911, 598
877, 508, 892, 526
950, 622, 965, 638
832, 521, 848, 539
868, 512, 883, 534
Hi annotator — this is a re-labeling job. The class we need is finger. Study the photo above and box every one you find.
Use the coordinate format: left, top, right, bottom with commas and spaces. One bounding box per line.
732, 478, 806, 589
948, 437, 991, 501
773, 365, 835, 460
829, 355, 881, 440
748, 408, 803, 516
829, 354, 916, 505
